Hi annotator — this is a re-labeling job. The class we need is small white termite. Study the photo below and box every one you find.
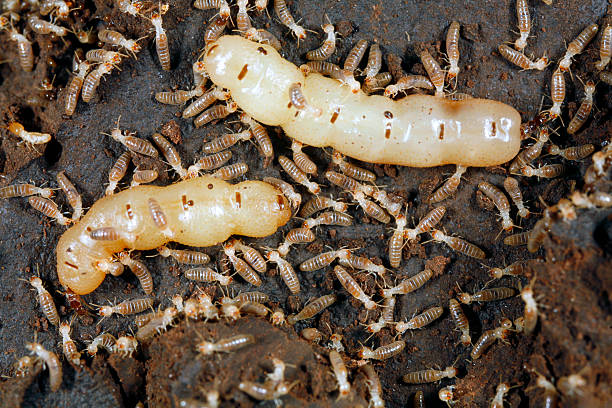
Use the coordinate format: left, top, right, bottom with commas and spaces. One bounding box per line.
531, 371, 559, 408
289, 82, 322, 116
240, 113, 274, 167
300, 195, 347, 218
81, 62, 115, 103
403, 366, 458, 384
388, 214, 407, 268
338, 251, 386, 277
201, 130, 251, 155
267, 250, 300, 294
135, 306, 178, 340
211, 162, 249, 180
106, 151, 131, 195
548, 68, 565, 118
344, 39, 368, 73
98, 29, 142, 54
25, 342, 62, 392
151, 9, 171, 70
595, 24, 611, 71
85, 49, 124, 66
384, 74, 433, 97
196, 334, 255, 355
117, 0, 144, 16
458, 287, 517, 304
299, 249, 343, 271
301, 328, 323, 343
236, 0, 252, 33
446, 21, 461, 83
353, 191, 391, 224
187, 151, 233, 177
514, 0, 530, 51
87, 333, 116, 355
97, 297, 154, 318
158, 246, 210, 264
404, 207, 446, 241
364, 43, 382, 84
567, 80, 595, 135
291, 140, 317, 175
118, 252, 154, 294
56, 171, 82, 221
8, 121, 51, 145
0, 183, 53, 200
503, 177, 529, 218
439, 386, 455, 407
329, 333, 344, 352
559, 23, 598, 72
276, 227, 314, 256
488, 259, 543, 280
381, 269, 433, 298
395, 306, 443, 333
303, 211, 353, 229
498, 44, 548, 70
244, 28, 282, 50
366, 295, 396, 333
334, 265, 376, 309
270, 309, 285, 325
28, 15, 68, 36
557, 371, 587, 398
223, 241, 262, 286
274, 0, 306, 41
155, 87, 203, 105
329, 350, 350, 399
358, 340, 405, 360
152, 132, 186, 178
429, 165, 467, 203
509, 128, 549, 174
114, 336, 138, 357
104, 122, 158, 157
521, 278, 538, 334
521, 164, 564, 179
263, 177, 302, 212
332, 150, 376, 182
65, 61, 92, 116
548, 143, 595, 161
194, 0, 230, 18
279, 155, 320, 194
490, 382, 510, 408
449, 299, 471, 346
183, 87, 229, 118
362, 364, 384, 408
194, 101, 238, 127
287, 294, 337, 325
420, 49, 445, 96
431, 229, 486, 259
184, 267, 232, 285
28, 196, 71, 225
478, 181, 513, 231
27, 276, 59, 327
306, 24, 336, 61
470, 320, 512, 360
8, 29, 33, 72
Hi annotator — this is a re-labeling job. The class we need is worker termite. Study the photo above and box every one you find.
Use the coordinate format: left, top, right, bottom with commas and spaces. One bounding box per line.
381, 268, 433, 298
8, 29, 33, 72
306, 24, 336, 61
279, 155, 320, 194
118, 252, 154, 294
97, 297, 154, 319
546, 67, 566, 119
263, 177, 302, 211
151, 9, 171, 70
570, 190, 612, 208
65, 60, 91, 116
267, 251, 300, 294
25, 342, 62, 392
338, 251, 385, 277
470, 320, 511, 360
244, 28, 282, 50
28, 15, 68, 36
194, 101, 238, 127
26, 276, 60, 326
353, 191, 391, 223
81, 63, 115, 103
87, 333, 117, 355
58, 321, 81, 366
595, 24, 611, 71
291, 140, 317, 175
204, 15, 229, 45
402, 366, 458, 384
363, 43, 382, 88
431, 229, 486, 259
274, 0, 306, 41
503, 177, 529, 218
0, 183, 53, 199
388, 215, 407, 268
56, 171, 82, 221
332, 151, 376, 182
299, 249, 344, 272
194, 0, 230, 18
183, 87, 230, 119
548, 143, 594, 161
478, 181, 513, 231
420, 49, 445, 96
328, 350, 350, 399
395, 306, 443, 333
373, 192, 403, 217
202, 130, 251, 155
223, 241, 262, 286
514, 0, 530, 51
136, 306, 178, 340
458, 287, 517, 304
7, 121, 51, 145
29, 196, 71, 225
105, 151, 131, 195
404, 207, 446, 241
359, 340, 405, 360
559, 23, 598, 71
344, 39, 368, 73
240, 113, 274, 166
158, 246, 210, 264
325, 170, 372, 195
557, 371, 587, 398
449, 298, 471, 346
152, 132, 186, 178
117, 0, 144, 16
362, 364, 384, 408
85, 49, 123, 66
498, 44, 548, 70
446, 21, 461, 83
233, 239, 267, 273
239, 380, 292, 401
488, 259, 543, 280
439, 386, 455, 407
196, 334, 255, 355
155, 88, 203, 105
131, 169, 158, 187
366, 295, 396, 333
211, 162, 249, 180
363, 72, 393, 94
521, 278, 539, 334
98, 29, 142, 54
521, 163, 564, 178
276, 227, 315, 256
114, 335, 138, 357
334, 265, 376, 309
567, 80, 595, 134
384, 74, 433, 97
429, 165, 467, 203
509, 128, 549, 174
289, 82, 322, 116
188, 151, 233, 176
528, 371, 559, 408
270, 309, 286, 325
287, 294, 337, 325
236, 0, 252, 33
300, 195, 347, 218
104, 122, 158, 157
301, 327, 323, 343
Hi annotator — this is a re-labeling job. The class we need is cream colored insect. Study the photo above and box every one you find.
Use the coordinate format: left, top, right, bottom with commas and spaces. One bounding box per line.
429, 165, 467, 203
439, 386, 455, 406
364, 43, 383, 86
521, 278, 538, 334
27, 276, 60, 326
470, 321, 511, 360
488, 259, 542, 280
329, 350, 350, 399
388, 215, 407, 268
194, 101, 238, 127
267, 250, 300, 294
381, 268, 433, 298
274, 0, 306, 40
567, 81, 595, 135
7, 121, 51, 145
0, 183, 53, 199
151, 10, 171, 70
106, 151, 131, 195
431, 229, 486, 259
276, 227, 314, 256
59, 321, 82, 365
25, 342, 62, 392
8, 29, 33, 72
384, 74, 433, 97
155, 87, 203, 105
29, 196, 71, 225
404, 206, 446, 241
158, 246, 210, 264
334, 265, 376, 309
449, 298, 471, 346
104, 123, 158, 157
396, 306, 443, 333
287, 294, 337, 325
86, 49, 124, 65
490, 382, 512, 408
498, 44, 548, 71
223, 241, 262, 286
194, 0, 230, 18
332, 151, 376, 181
97, 297, 154, 317
114, 335, 138, 357
197, 334, 255, 355
82, 63, 115, 103
325, 170, 372, 195
402, 366, 458, 384
359, 340, 405, 360
188, 151, 233, 176
135, 306, 178, 341
263, 177, 302, 212
366, 295, 396, 333
240, 113, 274, 166
595, 25, 611, 71
299, 249, 343, 271
548, 143, 594, 161
65, 61, 92, 116
98, 29, 142, 54
509, 128, 549, 174
28, 15, 68, 36
362, 364, 384, 408
420, 49, 445, 96
514, 0, 530, 51
548, 68, 565, 118
559, 23, 598, 71
353, 191, 391, 223
300, 196, 347, 218
373, 190, 402, 217
337, 250, 385, 277
446, 21, 461, 82
301, 328, 323, 343
202, 130, 251, 154
57, 171, 83, 221
306, 24, 336, 61
183, 87, 230, 118
131, 169, 158, 187
521, 163, 564, 178
204, 35, 521, 167
458, 287, 516, 304
503, 177, 529, 218
478, 181, 513, 231
152, 133, 187, 178
244, 28, 282, 50
279, 155, 320, 194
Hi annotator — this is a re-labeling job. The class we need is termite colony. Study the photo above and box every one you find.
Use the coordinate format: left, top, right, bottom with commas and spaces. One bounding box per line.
0, 0, 610, 407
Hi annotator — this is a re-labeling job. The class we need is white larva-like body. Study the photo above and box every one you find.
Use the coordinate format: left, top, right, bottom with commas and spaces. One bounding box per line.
203, 36, 521, 167
56, 176, 292, 294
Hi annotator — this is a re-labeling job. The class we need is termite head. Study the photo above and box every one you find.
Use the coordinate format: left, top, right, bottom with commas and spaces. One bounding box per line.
457, 292, 471, 304
270, 309, 285, 325
557, 198, 576, 222
299, 64, 311, 76
59, 321, 71, 337
357, 346, 371, 359
25, 342, 44, 355
115, 336, 137, 356
496, 382, 510, 395
500, 318, 513, 329
489, 267, 504, 280
171, 294, 184, 312
584, 80, 596, 96
534, 55, 549, 71
98, 305, 114, 317
460, 333, 471, 346
384, 84, 398, 98
8, 121, 24, 135
28, 276, 43, 289
197, 340, 215, 355
322, 23, 334, 35
157, 246, 171, 257
193, 60, 207, 75
558, 56, 571, 72
445, 366, 458, 378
